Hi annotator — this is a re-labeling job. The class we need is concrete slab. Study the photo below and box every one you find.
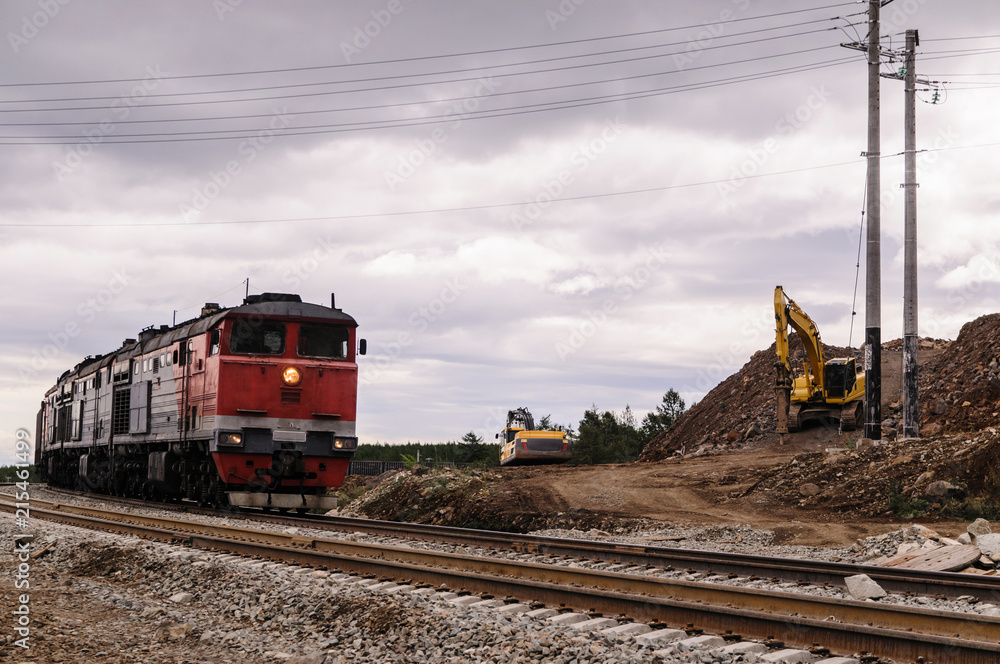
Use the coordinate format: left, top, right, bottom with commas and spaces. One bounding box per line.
367, 582, 397, 592
525, 608, 559, 620
601, 622, 651, 638
815, 659, 859, 664
496, 604, 530, 615
408, 588, 436, 597
761, 649, 816, 663
547, 612, 589, 626
354, 578, 379, 587
382, 585, 415, 595
678, 635, 726, 650
721, 642, 767, 654
469, 599, 504, 609
634, 628, 687, 645
571, 617, 618, 632
433, 592, 459, 601
449, 596, 484, 606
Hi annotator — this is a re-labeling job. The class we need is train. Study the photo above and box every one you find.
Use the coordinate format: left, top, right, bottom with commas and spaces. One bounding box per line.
497, 408, 572, 466
35, 292, 365, 510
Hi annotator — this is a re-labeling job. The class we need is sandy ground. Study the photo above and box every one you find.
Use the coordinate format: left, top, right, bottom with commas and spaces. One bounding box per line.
496, 436, 968, 547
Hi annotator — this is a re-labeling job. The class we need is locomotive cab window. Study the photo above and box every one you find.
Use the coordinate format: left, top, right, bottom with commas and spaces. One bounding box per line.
297, 323, 349, 359
229, 320, 286, 355
209, 329, 221, 356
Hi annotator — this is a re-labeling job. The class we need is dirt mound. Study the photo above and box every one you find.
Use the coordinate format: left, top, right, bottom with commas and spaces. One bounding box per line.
919, 313, 1000, 434
640, 336, 860, 462
341, 466, 656, 533
741, 429, 1000, 519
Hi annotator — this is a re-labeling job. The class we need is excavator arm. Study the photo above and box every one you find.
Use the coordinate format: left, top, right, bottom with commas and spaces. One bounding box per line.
774, 286, 826, 399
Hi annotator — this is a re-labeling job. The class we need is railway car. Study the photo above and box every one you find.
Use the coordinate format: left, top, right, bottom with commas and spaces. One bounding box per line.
35, 292, 365, 510
497, 408, 572, 466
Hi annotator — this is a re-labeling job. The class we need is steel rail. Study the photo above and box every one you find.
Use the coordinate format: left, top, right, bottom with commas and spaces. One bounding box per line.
4, 499, 1000, 663
14, 489, 1000, 602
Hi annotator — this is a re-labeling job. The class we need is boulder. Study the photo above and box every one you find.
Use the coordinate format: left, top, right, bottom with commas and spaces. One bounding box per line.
845, 574, 887, 600
925, 481, 963, 499
968, 518, 992, 537
976, 533, 1000, 558
155, 621, 192, 641
798, 483, 821, 497
169, 592, 194, 605
921, 422, 944, 437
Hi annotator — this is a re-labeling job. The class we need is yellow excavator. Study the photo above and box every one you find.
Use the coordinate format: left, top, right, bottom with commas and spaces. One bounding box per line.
774, 286, 865, 440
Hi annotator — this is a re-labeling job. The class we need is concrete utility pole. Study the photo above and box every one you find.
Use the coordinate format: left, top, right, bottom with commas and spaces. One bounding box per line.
864, 0, 883, 440
902, 29, 920, 438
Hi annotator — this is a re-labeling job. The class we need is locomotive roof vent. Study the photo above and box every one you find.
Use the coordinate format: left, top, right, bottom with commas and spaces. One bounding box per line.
201, 302, 221, 316
138, 326, 157, 343
122, 338, 136, 347
243, 293, 302, 305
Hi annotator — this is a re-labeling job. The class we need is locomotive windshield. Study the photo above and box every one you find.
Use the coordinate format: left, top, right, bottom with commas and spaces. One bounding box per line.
297, 323, 349, 359
229, 320, 286, 355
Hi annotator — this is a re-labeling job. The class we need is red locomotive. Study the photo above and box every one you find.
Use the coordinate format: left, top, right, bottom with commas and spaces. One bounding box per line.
36, 293, 365, 510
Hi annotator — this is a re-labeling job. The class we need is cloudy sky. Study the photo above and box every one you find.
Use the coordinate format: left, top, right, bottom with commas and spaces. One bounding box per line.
2, 1, 999, 463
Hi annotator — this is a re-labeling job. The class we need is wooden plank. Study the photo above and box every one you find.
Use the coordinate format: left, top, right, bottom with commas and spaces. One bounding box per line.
881, 544, 982, 572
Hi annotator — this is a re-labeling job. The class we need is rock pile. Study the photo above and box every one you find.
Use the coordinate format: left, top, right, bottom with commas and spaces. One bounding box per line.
849, 519, 1000, 581
918, 313, 1000, 435
742, 428, 1000, 516
640, 336, 862, 462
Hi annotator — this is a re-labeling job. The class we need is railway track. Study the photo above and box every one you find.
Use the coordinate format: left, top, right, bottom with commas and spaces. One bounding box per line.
3, 492, 999, 663
38, 486, 1000, 602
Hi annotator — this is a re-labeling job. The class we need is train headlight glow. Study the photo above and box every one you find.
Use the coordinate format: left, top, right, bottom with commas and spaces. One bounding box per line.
220, 432, 243, 446
282, 366, 302, 386
333, 437, 356, 450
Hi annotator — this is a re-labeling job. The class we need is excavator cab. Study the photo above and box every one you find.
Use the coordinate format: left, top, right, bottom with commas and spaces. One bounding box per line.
823, 358, 858, 400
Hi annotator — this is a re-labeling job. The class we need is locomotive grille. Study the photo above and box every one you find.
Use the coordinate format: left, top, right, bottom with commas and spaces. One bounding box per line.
111, 388, 131, 435
280, 389, 301, 404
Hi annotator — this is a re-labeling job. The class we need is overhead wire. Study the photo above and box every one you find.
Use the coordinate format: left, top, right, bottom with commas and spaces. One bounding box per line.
0, 160, 865, 228
0, 56, 859, 144
0, 3, 861, 89
0, 24, 853, 108
8, 136, 1000, 229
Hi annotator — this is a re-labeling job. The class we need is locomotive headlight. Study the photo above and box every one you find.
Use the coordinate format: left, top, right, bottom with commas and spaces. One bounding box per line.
333, 437, 357, 450
219, 432, 243, 446
282, 366, 302, 386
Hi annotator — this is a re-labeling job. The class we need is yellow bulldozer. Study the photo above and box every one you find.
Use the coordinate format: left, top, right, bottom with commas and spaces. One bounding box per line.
774, 286, 865, 440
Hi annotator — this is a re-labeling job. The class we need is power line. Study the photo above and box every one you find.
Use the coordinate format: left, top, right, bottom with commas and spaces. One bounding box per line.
0, 56, 857, 145
0, 25, 847, 107
0, 34, 853, 118
8, 135, 997, 229
0, 3, 859, 89
0, 160, 864, 228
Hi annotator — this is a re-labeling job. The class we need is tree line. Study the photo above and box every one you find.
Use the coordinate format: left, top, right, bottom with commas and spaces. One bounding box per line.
356, 389, 686, 466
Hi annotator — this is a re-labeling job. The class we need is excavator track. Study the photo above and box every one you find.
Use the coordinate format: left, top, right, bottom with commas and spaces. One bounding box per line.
787, 400, 862, 433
